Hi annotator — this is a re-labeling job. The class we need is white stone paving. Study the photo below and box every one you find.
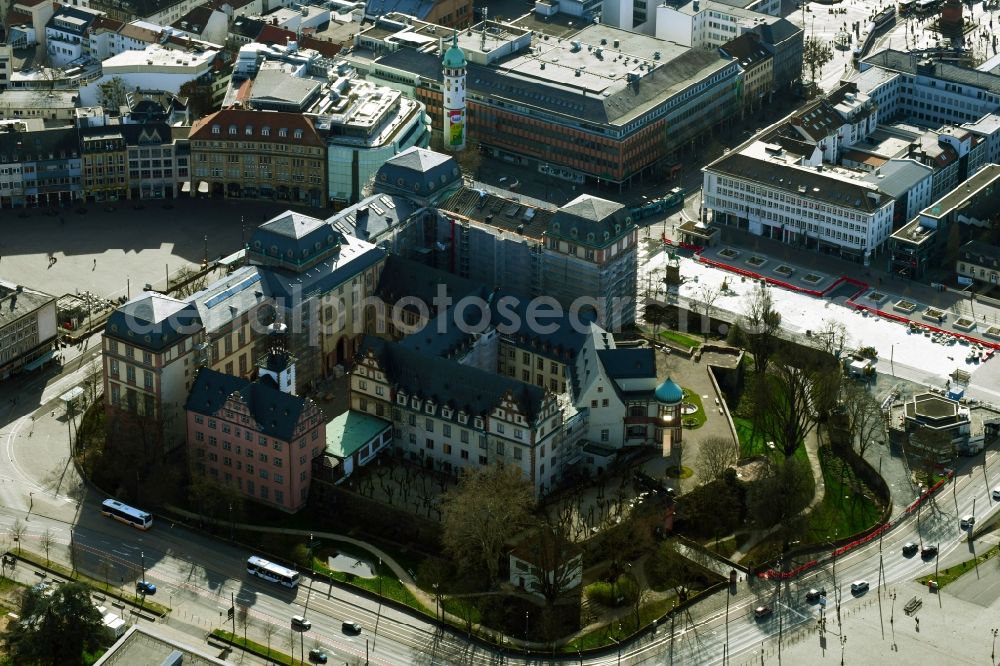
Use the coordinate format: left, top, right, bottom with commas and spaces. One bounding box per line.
642, 250, 1000, 405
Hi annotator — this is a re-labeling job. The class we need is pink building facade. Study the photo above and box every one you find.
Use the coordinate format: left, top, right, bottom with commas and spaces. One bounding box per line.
185, 368, 325, 513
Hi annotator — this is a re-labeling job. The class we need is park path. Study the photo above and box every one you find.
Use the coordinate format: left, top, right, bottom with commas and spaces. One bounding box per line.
729, 427, 827, 563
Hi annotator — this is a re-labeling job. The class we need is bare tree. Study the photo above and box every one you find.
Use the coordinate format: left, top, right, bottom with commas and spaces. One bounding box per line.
169, 266, 207, 299
9, 519, 26, 555
260, 622, 277, 660
440, 465, 534, 586
694, 284, 723, 339
83, 358, 103, 408
236, 605, 251, 647
734, 284, 782, 375
746, 457, 813, 547
97, 76, 129, 113
521, 511, 582, 606
40, 529, 54, 566
756, 361, 820, 458
840, 383, 884, 458
99, 558, 112, 592
803, 36, 833, 95
815, 320, 850, 360
697, 436, 739, 482
453, 140, 484, 180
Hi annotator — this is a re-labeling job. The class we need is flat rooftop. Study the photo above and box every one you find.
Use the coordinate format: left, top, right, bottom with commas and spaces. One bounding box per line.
438, 185, 555, 239
325, 410, 391, 459
94, 625, 228, 665
922, 163, 1000, 220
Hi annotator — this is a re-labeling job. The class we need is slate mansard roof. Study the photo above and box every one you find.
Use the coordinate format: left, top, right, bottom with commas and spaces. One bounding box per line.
185, 367, 315, 441
357, 335, 549, 423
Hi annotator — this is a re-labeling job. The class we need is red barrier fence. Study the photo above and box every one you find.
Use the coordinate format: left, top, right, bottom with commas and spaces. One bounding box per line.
695, 254, 1000, 351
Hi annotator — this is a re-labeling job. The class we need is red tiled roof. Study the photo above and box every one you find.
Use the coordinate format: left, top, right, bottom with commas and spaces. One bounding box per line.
300, 35, 341, 58
255, 24, 295, 46
91, 16, 125, 31
5, 9, 32, 25
190, 109, 325, 148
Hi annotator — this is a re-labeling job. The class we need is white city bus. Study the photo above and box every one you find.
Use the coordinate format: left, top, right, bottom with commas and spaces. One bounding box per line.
101, 499, 153, 530
246, 556, 300, 588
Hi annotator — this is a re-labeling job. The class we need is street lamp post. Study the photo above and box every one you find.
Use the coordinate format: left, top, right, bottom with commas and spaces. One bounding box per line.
992, 627, 998, 664
840, 635, 847, 666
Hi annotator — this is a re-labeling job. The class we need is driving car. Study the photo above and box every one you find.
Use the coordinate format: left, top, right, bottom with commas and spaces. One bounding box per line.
754, 605, 773, 620
921, 545, 938, 558
805, 588, 826, 602
291, 615, 312, 631
342, 620, 362, 635
961, 515, 975, 529
308, 647, 328, 664
993, 487, 1000, 501
902, 542, 918, 556
850, 580, 869, 594
135, 580, 157, 596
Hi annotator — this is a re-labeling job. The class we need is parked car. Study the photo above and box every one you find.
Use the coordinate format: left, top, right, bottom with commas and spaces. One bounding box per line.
850, 580, 869, 595
754, 605, 773, 620
902, 542, 918, 556
805, 588, 826, 602
135, 580, 157, 596
921, 545, 938, 559
291, 615, 312, 631
342, 620, 362, 635
308, 647, 328, 664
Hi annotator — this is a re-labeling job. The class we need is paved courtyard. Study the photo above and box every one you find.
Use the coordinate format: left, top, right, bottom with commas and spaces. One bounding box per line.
0, 198, 311, 301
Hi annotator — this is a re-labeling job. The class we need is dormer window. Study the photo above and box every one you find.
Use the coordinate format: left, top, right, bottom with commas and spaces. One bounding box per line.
397, 394, 407, 405
228, 125, 237, 135
442, 407, 452, 419
411, 397, 420, 409
425, 401, 435, 414
474, 417, 484, 429
211, 124, 220, 134
278, 128, 288, 137
293, 129, 303, 139
245, 125, 253, 135
262, 126, 270, 136
458, 411, 467, 424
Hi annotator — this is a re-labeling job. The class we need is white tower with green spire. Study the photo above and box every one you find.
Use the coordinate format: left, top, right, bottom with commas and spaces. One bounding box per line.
442, 30, 467, 152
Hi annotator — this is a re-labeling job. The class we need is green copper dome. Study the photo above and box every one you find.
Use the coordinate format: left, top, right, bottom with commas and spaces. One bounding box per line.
442, 31, 466, 69
655, 377, 683, 405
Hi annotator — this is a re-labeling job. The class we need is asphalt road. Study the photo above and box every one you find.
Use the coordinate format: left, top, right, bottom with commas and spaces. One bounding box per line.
2, 309, 999, 665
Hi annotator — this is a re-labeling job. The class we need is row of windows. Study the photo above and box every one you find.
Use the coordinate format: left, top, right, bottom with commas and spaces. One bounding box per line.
210, 124, 304, 139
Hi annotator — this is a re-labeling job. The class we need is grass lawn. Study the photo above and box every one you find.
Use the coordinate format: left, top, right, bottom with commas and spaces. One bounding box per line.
733, 416, 767, 458
212, 629, 301, 665
564, 595, 681, 652
658, 329, 701, 350
311, 556, 426, 614
681, 390, 706, 429
441, 596, 481, 625
916, 544, 1000, 589
704, 536, 738, 559
805, 446, 882, 540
